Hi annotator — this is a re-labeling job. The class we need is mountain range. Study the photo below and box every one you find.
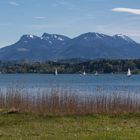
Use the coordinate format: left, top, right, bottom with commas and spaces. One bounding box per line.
0, 32, 140, 61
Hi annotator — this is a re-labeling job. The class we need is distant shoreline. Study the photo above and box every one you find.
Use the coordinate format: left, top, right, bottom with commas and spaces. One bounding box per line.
0, 59, 140, 74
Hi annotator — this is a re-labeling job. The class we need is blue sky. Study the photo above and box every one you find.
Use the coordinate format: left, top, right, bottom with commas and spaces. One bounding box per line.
0, 0, 140, 47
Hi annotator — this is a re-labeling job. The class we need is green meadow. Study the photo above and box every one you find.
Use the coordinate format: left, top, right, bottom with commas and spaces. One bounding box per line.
0, 113, 139, 140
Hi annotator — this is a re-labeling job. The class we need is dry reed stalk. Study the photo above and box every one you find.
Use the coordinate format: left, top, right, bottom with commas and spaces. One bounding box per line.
0, 87, 139, 115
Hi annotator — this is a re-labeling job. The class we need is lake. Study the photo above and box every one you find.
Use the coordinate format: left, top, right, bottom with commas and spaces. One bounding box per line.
0, 74, 140, 96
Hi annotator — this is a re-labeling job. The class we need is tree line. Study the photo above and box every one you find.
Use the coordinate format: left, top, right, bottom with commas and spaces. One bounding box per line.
0, 59, 140, 74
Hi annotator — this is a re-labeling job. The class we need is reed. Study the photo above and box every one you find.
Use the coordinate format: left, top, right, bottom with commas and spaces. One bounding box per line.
0, 87, 139, 116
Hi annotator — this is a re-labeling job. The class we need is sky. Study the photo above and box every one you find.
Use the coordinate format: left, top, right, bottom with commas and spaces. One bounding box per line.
0, 0, 140, 47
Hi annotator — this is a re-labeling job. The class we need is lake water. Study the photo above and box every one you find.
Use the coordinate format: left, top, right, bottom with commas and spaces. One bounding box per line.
0, 74, 140, 96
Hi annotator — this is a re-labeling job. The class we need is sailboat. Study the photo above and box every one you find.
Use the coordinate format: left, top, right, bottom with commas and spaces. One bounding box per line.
127, 68, 131, 77
55, 68, 58, 76
81, 66, 86, 76
95, 71, 98, 76
82, 71, 86, 76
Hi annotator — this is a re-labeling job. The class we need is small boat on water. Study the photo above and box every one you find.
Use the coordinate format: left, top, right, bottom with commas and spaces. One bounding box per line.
95, 71, 98, 76
82, 71, 86, 76
127, 68, 131, 77
81, 66, 86, 76
55, 68, 58, 76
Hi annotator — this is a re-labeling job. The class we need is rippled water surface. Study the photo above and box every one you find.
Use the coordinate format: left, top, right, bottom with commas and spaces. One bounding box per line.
0, 74, 140, 96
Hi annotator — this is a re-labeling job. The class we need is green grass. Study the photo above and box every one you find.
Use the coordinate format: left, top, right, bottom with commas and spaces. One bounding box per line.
0, 113, 139, 140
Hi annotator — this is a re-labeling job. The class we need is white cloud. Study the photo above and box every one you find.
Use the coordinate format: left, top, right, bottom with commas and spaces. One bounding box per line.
112, 8, 140, 15
9, 1, 19, 6
34, 16, 46, 19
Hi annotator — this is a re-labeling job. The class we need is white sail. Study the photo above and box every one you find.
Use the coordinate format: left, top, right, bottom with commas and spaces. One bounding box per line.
127, 68, 131, 77
55, 68, 58, 75
83, 71, 86, 75
95, 71, 98, 76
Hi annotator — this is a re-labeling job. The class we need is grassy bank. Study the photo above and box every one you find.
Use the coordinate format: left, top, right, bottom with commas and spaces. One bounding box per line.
0, 113, 139, 140
0, 88, 139, 139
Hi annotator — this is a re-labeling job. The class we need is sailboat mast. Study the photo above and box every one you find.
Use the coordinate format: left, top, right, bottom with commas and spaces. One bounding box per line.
55, 68, 58, 75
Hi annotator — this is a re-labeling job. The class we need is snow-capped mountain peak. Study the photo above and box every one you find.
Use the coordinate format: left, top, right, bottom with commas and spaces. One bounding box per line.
20, 34, 38, 40
80, 32, 107, 40
41, 33, 70, 42
113, 34, 135, 43
28, 34, 34, 39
